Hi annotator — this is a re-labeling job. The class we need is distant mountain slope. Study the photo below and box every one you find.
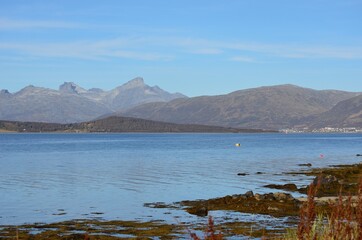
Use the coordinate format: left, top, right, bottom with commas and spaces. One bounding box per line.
59, 77, 186, 111
303, 94, 362, 128
0, 116, 272, 133
104, 77, 186, 111
0, 77, 186, 123
0, 86, 111, 123
122, 85, 360, 130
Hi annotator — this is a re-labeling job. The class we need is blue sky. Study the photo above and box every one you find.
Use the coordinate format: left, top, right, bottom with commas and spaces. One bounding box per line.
0, 0, 361, 96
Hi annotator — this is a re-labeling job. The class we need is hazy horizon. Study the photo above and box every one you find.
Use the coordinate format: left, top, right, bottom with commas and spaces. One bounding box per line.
2, 77, 362, 96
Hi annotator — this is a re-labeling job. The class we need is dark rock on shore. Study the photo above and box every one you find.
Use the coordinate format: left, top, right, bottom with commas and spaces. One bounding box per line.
244, 190, 254, 198
188, 206, 208, 217
313, 175, 338, 185
264, 183, 298, 191
293, 163, 362, 197
143, 202, 179, 209
273, 192, 295, 201
237, 173, 249, 176
298, 163, 312, 167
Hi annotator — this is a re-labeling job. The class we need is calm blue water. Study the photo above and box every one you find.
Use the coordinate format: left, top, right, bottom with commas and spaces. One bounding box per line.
0, 133, 361, 225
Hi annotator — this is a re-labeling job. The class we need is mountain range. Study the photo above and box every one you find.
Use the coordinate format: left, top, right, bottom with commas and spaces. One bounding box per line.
0, 77, 185, 123
1, 78, 361, 130
121, 84, 361, 130
300, 94, 362, 128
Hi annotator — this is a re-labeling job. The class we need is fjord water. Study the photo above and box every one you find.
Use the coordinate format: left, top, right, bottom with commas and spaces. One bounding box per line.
1, 133, 361, 225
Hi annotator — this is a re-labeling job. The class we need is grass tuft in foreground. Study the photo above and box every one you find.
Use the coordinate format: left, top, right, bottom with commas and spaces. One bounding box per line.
192, 179, 362, 240
284, 179, 362, 240
189, 216, 223, 240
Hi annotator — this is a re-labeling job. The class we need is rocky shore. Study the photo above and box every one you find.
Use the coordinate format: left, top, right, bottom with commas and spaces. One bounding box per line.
266, 163, 362, 197
0, 163, 361, 239
179, 191, 300, 218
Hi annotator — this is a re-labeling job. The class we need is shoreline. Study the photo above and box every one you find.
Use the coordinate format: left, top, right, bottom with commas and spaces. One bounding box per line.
0, 116, 277, 134
1, 162, 360, 239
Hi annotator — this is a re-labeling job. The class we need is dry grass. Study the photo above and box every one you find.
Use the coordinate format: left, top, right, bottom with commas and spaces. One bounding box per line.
285, 179, 362, 240
191, 179, 362, 240
190, 216, 223, 240
296, 181, 318, 239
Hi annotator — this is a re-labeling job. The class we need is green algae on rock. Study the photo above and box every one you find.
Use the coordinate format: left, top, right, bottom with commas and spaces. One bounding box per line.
179, 191, 301, 218
290, 163, 362, 197
0, 219, 183, 240
264, 183, 298, 192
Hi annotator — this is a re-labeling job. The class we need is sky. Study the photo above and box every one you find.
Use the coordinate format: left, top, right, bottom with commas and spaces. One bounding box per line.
0, 0, 361, 97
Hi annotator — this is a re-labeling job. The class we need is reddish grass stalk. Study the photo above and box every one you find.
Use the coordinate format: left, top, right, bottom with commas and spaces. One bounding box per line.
204, 216, 223, 240
191, 232, 202, 240
356, 178, 362, 239
329, 194, 354, 239
189, 216, 223, 240
297, 175, 362, 240
297, 182, 318, 239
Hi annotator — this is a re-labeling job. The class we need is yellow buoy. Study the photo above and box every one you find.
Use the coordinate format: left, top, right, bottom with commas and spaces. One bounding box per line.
235, 143, 241, 147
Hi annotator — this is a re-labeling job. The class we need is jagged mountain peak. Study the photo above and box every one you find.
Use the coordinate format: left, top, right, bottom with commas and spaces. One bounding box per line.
106, 77, 187, 111
59, 82, 88, 94
0, 89, 12, 98
0, 89, 10, 94
118, 77, 146, 90
0, 77, 187, 123
17, 85, 39, 93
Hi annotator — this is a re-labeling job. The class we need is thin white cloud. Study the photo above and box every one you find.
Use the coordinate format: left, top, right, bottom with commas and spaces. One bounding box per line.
108, 50, 173, 61
0, 40, 172, 61
189, 48, 223, 55
0, 18, 85, 29
134, 36, 362, 60
0, 36, 361, 62
221, 41, 362, 60
229, 56, 255, 63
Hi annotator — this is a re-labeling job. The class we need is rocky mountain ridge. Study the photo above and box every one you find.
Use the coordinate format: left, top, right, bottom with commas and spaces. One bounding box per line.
1, 79, 361, 129
0, 77, 186, 123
